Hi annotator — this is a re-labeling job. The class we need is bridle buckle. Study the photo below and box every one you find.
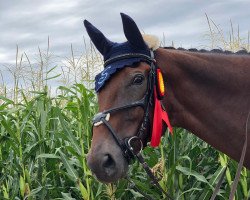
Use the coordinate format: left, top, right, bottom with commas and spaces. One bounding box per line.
125, 136, 143, 156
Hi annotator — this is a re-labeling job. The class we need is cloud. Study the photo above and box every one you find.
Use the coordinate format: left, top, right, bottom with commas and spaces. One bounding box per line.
0, 0, 250, 66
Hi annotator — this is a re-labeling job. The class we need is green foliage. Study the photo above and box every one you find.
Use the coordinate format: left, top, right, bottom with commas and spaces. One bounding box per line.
0, 85, 249, 199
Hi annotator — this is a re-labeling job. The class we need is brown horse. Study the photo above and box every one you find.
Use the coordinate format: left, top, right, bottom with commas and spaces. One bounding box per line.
85, 14, 250, 183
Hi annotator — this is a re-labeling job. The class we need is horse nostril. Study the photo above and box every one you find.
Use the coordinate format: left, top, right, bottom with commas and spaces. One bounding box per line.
102, 154, 115, 170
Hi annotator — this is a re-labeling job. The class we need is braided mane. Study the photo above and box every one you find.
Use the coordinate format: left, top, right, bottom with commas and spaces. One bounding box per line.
142, 34, 249, 55
164, 46, 250, 55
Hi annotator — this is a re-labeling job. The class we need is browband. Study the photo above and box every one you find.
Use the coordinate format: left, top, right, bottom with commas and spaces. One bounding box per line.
104, 53, 154, 67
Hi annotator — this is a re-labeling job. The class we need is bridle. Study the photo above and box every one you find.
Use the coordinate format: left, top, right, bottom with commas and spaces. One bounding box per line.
91, 51, 244, 200
92, 52, 173, 200
93, 54, 154, 162
85, 13, 245, 199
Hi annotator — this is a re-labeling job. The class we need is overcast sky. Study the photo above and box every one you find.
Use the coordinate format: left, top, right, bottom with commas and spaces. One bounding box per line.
0, 0, 250, 68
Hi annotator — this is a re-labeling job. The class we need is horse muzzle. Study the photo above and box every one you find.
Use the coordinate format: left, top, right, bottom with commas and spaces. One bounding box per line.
87, 144, 129, 183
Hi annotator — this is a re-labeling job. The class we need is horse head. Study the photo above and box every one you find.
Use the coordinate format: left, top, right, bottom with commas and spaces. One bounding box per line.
84, 13, 169, 183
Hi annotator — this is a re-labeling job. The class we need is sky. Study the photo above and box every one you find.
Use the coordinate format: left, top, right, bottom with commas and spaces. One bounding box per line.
0, 0, 250, 85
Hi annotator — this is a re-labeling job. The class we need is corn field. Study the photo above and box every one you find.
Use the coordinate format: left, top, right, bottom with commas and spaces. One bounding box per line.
0, 17, 249, 199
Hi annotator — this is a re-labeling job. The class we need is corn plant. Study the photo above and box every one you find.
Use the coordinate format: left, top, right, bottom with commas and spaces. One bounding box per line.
0, 16, 249, 199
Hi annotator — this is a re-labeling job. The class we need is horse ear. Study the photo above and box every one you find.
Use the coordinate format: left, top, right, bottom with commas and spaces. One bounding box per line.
84, 20, 114, 55
120, 13, 148, 49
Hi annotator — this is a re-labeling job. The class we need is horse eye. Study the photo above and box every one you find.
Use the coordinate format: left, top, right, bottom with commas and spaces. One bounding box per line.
132, 74, 144, 85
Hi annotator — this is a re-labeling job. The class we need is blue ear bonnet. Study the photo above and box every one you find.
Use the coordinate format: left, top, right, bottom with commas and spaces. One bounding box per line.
84, 13, 151, 92
95, 41, 151, 92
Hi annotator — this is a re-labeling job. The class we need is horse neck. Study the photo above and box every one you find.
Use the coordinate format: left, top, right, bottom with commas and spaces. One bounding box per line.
155, 48, 250, 167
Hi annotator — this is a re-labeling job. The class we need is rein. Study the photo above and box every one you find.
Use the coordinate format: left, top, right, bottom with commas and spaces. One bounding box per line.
92, 52, 173, 199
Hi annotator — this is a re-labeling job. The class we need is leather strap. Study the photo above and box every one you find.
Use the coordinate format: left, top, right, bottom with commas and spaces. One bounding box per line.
104, 53, 154, 67
228, 111, 249, 200
210, 110, 249, 200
